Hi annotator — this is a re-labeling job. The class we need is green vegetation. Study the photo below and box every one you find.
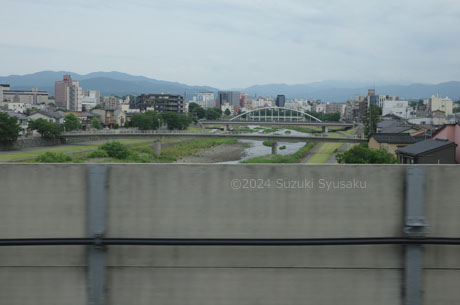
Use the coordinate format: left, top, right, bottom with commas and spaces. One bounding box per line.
279, 145, 286, 150
364, 105, 382, 136
306, 111, 341, 122
35, 152, 72, 163
28, 119, 62, 139
343, 126, 359, 135
63, 113, 81, 131
237, 126, 257, 133
242, 142, 317, 163
0, 139, 154, 162
306, 143, 344, 164
204, 108, 222, 120
262, 140, 273, 147
0, 112, 21, 145
284, 130, 291, 134
87, 149, 109, 158
131, 111, 161, 130
99, 141, 130, 159
188, 102, 206, 119
91, 117, 102, 129
261, 127, 280, 133
161, 112, 192, 130
284, 126, 318, 133
159, 138, 237, 162
336, 143, 397, 164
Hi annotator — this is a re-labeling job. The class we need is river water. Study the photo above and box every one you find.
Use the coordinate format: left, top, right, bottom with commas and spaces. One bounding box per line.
219, 126, 313, 164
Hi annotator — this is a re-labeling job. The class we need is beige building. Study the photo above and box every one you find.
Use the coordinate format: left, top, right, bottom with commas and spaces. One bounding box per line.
55, 75, 82, 111
429, 94, 453, 115
92, 109, 126, 127
0, 84, 49, 104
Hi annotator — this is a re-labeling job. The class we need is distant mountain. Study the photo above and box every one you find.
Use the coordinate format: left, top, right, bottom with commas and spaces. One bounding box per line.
1, 71, 459, 103
0, 71, 218, 98
243, 81, 460, 102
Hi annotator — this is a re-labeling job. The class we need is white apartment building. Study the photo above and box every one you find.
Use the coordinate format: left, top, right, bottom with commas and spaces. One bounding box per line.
429, 94, 453, 115
81, 90, 100, 110
382, 100, 410, 119
195, 92, 216, 109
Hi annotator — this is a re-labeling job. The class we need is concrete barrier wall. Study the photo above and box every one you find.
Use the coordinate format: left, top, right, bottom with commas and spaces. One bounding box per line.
0, 164, 459, 305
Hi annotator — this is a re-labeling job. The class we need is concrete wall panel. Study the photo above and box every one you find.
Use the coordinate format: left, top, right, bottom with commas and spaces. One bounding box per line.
107, 268, 401, 305
0, 268, 86, 305
0, 164, 87, 238
107, 164, 405, 238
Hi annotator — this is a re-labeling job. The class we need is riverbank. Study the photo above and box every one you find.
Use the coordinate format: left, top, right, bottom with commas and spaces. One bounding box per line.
176, 142, 246, 163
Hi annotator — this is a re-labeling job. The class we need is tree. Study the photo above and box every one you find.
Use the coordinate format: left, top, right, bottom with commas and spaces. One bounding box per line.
0, 112, 21, 145
161, 112, 191, 130
99, 141, 130, 159
205, 109, 221, 120
336, 143, 397, 164
224, 108, 231, 116
363, 105, 381, 136
64, 113, 81, 131
131, 111, 161, 130
188, 102, 201, 113
91, 117, 102, 130
29, 119, 62, 139
188, 103, 206, 119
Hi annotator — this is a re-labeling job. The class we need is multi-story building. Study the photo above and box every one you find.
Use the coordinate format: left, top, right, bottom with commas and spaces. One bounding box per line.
240, 93, 248, 108
217, 91, 240, 107
276, 95, 286, 107
102, 96, 121, 110
326, 103, 346, 116
54, 75, 82, 111
382, 100, 411, 119
195, 92, 216, 109
132, 94, 184, 112
81, 90, 100, 110
0, 84, 49, 104
429, 94, 453, 116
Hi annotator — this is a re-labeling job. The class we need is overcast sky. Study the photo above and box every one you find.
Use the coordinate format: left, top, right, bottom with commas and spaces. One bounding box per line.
1, 0, 459, 89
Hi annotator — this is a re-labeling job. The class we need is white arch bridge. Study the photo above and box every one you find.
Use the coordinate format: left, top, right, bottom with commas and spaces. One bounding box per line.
199, 107, 354, 131
230, 107, 322, 122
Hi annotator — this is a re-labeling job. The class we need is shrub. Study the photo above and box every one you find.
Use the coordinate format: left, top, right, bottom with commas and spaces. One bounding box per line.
35, 152, 72, 163
279, 145, 287, 150
99, 141, 130, 159
263, 140, 273, 147
87, 149, 109, 158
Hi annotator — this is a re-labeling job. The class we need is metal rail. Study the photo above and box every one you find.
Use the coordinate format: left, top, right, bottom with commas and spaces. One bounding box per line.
2, 237, 460, 246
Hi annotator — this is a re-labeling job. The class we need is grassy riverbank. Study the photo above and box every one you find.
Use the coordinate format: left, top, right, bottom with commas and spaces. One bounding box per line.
241, 142, 317, 163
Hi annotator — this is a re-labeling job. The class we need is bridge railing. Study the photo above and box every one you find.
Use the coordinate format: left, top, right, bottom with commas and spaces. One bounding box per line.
62, 129, 213, 136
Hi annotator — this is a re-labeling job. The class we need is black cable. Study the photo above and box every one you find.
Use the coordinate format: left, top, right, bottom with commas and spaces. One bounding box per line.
2, 237, 460, 246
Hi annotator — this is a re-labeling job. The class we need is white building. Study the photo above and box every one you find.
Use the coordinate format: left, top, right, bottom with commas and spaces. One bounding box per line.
0, 84, 49, 104
195, 92, 216, 109
221, 103, 234, 115
382, 100, 411, 119
429, 94, 453, 115
81, 90, 100, 110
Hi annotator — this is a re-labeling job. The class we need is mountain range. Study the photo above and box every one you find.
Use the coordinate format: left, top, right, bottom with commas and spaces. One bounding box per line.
1, 71, 459, 103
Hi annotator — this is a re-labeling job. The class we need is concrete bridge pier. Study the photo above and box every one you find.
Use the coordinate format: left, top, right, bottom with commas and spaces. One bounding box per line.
322, 126, 329, 134
153, 139, 162, 156
271, 141, 278, 154
223, 125, 229, 131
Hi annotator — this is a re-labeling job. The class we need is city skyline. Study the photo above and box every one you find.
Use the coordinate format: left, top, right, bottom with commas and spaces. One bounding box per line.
1, 0, 460, 89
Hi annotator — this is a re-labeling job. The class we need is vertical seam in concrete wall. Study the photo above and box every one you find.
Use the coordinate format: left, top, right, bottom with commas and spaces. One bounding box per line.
87, 164, 107, 305
404, 166, 428, 305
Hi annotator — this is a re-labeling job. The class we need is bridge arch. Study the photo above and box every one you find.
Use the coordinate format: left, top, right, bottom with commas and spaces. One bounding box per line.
230, 107, 322, 122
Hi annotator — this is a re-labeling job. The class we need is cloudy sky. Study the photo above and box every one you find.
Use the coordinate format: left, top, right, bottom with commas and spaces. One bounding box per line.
1, 0, 459, 88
